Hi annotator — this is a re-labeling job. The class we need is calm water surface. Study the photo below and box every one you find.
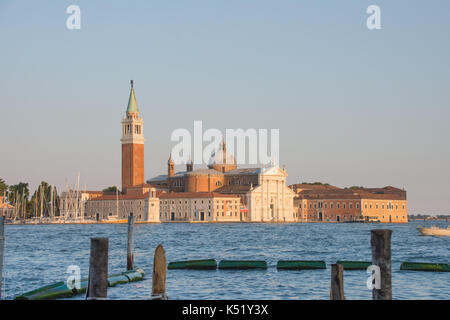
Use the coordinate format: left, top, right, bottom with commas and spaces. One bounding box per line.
2, 221, 449, 300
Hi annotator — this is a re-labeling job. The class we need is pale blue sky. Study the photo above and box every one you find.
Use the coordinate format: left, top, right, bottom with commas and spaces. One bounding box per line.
1, 1, 449, 214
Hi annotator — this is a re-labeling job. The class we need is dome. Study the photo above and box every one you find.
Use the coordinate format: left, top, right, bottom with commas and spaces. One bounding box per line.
207, 142, 237, 173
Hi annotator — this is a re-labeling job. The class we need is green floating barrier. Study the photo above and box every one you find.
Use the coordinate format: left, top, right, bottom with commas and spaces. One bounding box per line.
277, 260, 326, 270
168, 259, 217, 270
15, 267, 145, 300
123, 267, 145, 282
336, 261, 372, 270
218, 260, 267, 270
108, 274, 130, 287
15, 281, 76, 300
400, 262, 450, 272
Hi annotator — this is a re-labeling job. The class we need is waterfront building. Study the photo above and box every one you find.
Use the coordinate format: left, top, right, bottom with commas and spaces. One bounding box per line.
158, 192, 241, 222
291, 184, 408, 223
85, 185, 160, 222
59, 190, 103, 220
0, 196, 14, 218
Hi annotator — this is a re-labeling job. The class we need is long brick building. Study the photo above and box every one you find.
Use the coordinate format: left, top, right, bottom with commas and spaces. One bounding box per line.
291, 184, 408, 223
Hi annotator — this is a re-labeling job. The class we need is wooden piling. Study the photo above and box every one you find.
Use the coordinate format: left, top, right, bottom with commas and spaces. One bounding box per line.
330, 264, 345, 300
127, 213, 135, 271
0, 216, 5, 299
371, 229, 392, 300
86, 238, 108, 300
151, 244, 168, 300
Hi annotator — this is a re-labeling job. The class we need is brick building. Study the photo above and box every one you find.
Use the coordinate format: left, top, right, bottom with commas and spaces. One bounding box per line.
291, 184, 408, 223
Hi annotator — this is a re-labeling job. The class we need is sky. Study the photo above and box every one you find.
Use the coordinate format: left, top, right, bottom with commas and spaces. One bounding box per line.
0, 0, 449, 214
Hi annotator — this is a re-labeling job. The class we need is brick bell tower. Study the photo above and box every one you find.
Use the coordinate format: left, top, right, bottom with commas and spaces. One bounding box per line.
121, 80, 145, 192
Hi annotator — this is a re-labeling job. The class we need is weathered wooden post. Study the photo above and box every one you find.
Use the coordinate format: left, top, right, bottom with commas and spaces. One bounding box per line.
0, 216, 5, 299
330, 264, 345, 300
151, 244, 168, 300
86, 238, 108, 300
127, 213, 135, 270
371, 229, 392, 300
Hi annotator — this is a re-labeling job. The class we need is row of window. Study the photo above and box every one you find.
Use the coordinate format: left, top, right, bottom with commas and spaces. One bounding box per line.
303, 202, 359, 210
364, 203, 405, 210
301, 202, 406, 211
160, 199, 238, 205
160, 211, 239, 218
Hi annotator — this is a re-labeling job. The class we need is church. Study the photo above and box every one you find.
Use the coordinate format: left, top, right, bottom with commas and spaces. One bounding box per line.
85, 81, 296, 223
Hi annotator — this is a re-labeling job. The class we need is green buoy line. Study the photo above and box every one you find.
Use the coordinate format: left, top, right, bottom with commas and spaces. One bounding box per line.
14, 268, 144, 300
277, 260, 326, 270
400, 262, 450, 272
168, 259, 217, 270
336, 261, 372, 270
219, 260, 268, 270
166, 259, 450, 272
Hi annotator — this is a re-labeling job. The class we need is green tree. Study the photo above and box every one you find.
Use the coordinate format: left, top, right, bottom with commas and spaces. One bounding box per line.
8, 182, 30, 218
102, 186, 119, 193
30, 181, 58, 218
301, 182, 330, 186
0, 178, 7, 195
8, 182, 30, 204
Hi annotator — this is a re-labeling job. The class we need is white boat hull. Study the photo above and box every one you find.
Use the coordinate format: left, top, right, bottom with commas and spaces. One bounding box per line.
417, 227, 450, 237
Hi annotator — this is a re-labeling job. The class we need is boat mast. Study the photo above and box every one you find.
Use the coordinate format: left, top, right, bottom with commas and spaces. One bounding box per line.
21, 192, 25, 220
75, 172, 80, 220
39, 185, 43, 219
50, 185, 54, 219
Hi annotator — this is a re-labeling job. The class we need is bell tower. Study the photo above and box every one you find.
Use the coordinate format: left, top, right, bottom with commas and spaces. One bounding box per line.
168, 154, 174, 177
121, 80, 145, 192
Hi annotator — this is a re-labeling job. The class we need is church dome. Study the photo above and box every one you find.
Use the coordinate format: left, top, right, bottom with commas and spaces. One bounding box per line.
207, 142, 237, 173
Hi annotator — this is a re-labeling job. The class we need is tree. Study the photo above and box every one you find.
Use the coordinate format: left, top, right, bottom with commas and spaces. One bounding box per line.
8, 182, 30, 204
0, 178, 7, 195
301, 182, 330, 186
102, 186, 119, 193
30, 181, 58, 218
8, 182, 30, 219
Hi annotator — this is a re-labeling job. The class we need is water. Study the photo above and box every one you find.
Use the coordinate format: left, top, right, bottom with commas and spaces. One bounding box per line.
1, 221, 449, 300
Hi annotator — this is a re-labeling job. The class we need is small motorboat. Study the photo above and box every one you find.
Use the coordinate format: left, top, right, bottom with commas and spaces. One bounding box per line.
417, 225, 450, 237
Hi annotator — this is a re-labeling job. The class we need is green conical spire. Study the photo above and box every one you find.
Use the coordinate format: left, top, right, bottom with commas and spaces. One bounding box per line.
126, 80, 139, 114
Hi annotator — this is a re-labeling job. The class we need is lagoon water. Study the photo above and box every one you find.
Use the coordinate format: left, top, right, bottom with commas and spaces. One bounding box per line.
2, 221, 449, 300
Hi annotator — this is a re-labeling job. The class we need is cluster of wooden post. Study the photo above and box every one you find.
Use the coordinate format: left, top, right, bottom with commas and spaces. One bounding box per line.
85, 212, 167, 300
330, 229, 392, 300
